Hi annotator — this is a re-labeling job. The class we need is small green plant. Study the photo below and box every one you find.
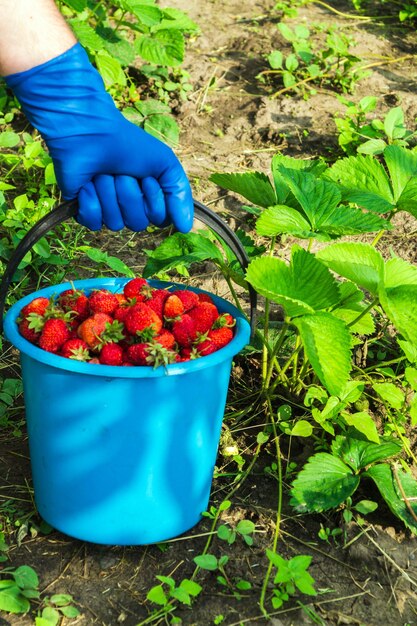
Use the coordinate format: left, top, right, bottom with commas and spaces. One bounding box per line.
142, 575, 202, 625
0, 565, 40, 614
216, 519, 256, 546
258, 22, 370, 97
265, 550, 317, 609
36, 594, 80, 626
334, 99, 417, 155
193, 554, 252, 599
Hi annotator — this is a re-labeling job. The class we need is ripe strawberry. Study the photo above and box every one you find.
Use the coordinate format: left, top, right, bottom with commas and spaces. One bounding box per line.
114, 302, 133, 324
213, 313, 236, 329
198, 293, 215, 305
77, 313, 121, 350
123, 277, 151, 301
39, 318, 71, 353
197, 327, 234, 356
88, 289, 119, 315
188, 302, 219, 335
126, 342, 149, 366
171, 314, 197, 348
174, 290, 200, 312
154, 329, 176, 350
163, 294, 184, 320
124, 303, 163, 338
99, 342, 124, 366
58, 289, 89, 320
18, 318, 41, 344
19, 296, 50, 319
146, 289, 170, 318
60, 338, 90, 361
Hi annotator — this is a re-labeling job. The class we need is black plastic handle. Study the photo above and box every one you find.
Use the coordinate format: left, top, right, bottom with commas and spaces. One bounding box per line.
0, 199, 257, 334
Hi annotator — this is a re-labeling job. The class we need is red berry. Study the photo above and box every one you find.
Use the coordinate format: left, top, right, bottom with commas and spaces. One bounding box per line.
123, 278, 151, 301
88, 289, 119, 315
61, 338, 90, 361
58, 290, 89, 320
124, 303, 163, 338
18, 318, 41, 344
171, 314, 197, 348
20, 296, 50, 319
39, 318, 71, 353
174, 290, 199, 312
163, 294, 184, 320
188, 302, 219, 335
99, 342, 124, 366
197, 327, 234, 356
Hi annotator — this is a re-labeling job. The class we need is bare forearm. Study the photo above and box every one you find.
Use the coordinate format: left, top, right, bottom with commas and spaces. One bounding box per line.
0, 0, 76, 75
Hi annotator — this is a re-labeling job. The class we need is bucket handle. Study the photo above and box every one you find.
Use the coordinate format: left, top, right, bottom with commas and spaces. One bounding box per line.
0, 199, 257, 335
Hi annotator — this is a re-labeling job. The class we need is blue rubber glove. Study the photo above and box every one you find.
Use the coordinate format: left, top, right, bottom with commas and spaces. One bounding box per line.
5, 43, 194, 232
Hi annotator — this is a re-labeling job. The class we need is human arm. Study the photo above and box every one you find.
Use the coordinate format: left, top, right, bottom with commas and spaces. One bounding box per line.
0, 0, 194, 232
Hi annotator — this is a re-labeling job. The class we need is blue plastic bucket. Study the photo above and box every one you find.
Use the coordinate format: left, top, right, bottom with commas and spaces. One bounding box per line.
3, 276, 250, 545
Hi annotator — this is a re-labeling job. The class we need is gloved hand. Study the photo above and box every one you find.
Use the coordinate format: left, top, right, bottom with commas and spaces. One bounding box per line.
5, 43, 194, 232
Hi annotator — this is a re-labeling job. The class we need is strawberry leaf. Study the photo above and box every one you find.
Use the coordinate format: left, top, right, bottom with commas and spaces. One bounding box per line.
317, 242, 384, 296
209, 171, 276, 208
290, 452, 360, 512
365, 464, 417, 534
293, 312, 352, 396
324, 154, 395, 213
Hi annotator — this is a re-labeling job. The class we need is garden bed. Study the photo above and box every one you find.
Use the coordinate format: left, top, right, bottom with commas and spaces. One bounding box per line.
1, 1, 417, 625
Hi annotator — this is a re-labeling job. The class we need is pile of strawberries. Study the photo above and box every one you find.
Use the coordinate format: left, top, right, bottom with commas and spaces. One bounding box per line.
16, 277, 236, 367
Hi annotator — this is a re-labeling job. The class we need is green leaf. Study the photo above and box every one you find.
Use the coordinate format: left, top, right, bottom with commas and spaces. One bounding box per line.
317, 242, 384, 295
193, 554, 218, 571
383, 145, 417, 202
69, 19, 106, 52
291, 420, 313, 437
128, 4, 162, 26
236, 520, 256, 535
12, 566, 39, 590
357, 138, 387, 156
379, 284, 417, 345
143, 232, 223, 278
398, 339, 417, 363
331, 434, 402, 471
0, 583, 30, 613
0, 131, 20, 148
354, 499, 378, 515
277, 168, 342, 230
342, 411, 380, 444
256, 205, 312, 237
290, 453, 360, 512
384, 257, 417, 288
135, 29, 184, 66
170, 586, 191, 605
146, 584, 167, 605
95, 50, 126, 86
384, 107, 406, 141
397, 177, 417, 218
405, 367, 417, 391
246, 247, 340, 318
179, 579, 202, 598
365, 464, 417, 534
158, 8, 199, 32
209, 171, 276, 208
268, 50, 283, 69
324, 155, 395, 213
372, 382, 404, 409
293, 312, 352, 396
332, 306, 375, 336
144, 114, 179, 147
49, 593, 73, 607
39, 606, 60, 626
60, 606, 80, 618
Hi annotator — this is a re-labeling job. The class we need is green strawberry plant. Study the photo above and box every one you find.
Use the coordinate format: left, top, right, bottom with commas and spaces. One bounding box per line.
334, 99, 417, 156
258, 21, 370, 97
144, 146, 417, 533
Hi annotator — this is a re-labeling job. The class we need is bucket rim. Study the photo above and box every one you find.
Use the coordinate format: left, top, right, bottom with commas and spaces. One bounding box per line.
3, 277, 251, 378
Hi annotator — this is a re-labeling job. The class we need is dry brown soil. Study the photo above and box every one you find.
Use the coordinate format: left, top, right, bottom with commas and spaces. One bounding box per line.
1, 1, 417, 625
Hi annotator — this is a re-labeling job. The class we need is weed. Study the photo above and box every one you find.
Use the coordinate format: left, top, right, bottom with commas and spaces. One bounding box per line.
258, 21, 370, 97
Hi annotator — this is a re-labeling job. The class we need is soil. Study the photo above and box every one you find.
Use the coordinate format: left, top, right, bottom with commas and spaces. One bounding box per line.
1, 1, 417, 626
